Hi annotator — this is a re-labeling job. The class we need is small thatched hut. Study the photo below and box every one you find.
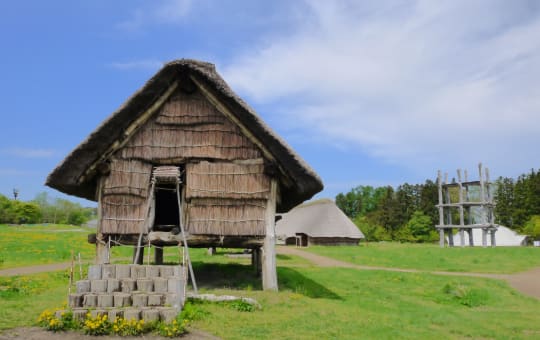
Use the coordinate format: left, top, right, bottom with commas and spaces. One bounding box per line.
46, 59, 322, 290
276, 199, 364, 246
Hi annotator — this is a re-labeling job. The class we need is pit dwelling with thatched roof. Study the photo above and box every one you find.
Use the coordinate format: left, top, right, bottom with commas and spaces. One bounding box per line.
46, 59, 323, 290
276, 199, 364, 246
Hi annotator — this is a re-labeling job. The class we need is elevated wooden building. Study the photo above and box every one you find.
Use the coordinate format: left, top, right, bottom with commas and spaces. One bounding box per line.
46, 59, 323, 290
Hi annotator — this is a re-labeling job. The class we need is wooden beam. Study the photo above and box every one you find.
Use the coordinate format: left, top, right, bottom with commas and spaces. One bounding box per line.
262, 179, 278, 291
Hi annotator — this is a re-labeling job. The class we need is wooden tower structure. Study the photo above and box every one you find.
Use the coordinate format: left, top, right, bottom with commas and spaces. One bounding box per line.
436, 163, 497, 247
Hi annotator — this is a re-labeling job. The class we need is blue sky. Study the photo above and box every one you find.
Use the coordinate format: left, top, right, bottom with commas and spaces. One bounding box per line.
1, 0, 539, 206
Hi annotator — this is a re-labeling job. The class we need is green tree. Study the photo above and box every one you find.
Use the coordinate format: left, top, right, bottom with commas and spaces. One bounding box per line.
405, 210, 438, 242
523, 215, 540, 241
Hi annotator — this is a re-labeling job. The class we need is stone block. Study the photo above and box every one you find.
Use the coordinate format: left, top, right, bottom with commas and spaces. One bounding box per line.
102, 264, 116, 279
142, 309, 160, 322
172, 265, 184, 278
72, 309, 88, 321
121, 278, 137, 293
76, 280, 90, 293
108, 309, 124, 322
68, 293, 83, 308
159, 308, 179, 323
98, 294, 114, 308
90, 309, 108, 318
83, 294, 98, 307
159, 265, 174, 278
91, 279, 108, 293
115, 265, 131, 279
132, 293, 148, 307
148, 294, 164, 306
114, 293, 132, 307
168, 277, 183, 295
124, 308, 141, 321
146, 265, 161, 278
153, 277, 167, 293
130, 265, 146, 279
165, 293, 181, 309
107, 278, 120, 293
137, 278, 154, 292
88, 265, 102, 280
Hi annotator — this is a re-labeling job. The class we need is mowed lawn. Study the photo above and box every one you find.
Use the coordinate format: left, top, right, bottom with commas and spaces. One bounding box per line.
1, 227, 540, 338
305, 242, 540, 274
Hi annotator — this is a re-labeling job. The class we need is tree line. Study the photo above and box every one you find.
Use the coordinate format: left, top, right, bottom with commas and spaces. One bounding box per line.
336, 169, 540, 242
0, 192, 96, 226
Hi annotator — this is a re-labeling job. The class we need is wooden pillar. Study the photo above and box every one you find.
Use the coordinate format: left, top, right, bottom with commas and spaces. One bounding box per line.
133, 246, 144, 265
251, 247, 262, 277
447, 229, 454, 247
262, 179, 278, 291
154, 247, 164, 265
482, 228, 487, 248
207, 247, 216, 256
96, 233, 109, 264
490, 229, 496, 247
459, 229, 465, 247
439, 229, 445, 248
468, 229, 474, 246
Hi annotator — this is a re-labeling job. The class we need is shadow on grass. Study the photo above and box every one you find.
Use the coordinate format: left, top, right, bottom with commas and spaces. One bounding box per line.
192, 262, 261, 290
278, 267, 343, 300
276, 254, 292, 260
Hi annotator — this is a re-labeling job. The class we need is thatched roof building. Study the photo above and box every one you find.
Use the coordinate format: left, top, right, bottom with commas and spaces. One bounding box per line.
276, 199, 364, 246
46, 59, 323, 290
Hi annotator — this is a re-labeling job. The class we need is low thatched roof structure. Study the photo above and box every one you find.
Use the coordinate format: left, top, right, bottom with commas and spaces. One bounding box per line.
276, 199, 365, 243
46, 59, 322, 212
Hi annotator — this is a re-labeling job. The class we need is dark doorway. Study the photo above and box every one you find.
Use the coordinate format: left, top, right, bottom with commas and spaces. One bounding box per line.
153, 183, 180, 231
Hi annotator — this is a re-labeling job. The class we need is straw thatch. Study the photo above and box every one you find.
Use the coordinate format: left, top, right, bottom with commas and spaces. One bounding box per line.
187, 198, 266, 236
46, 59, 323, 212
276, 199, 365, 246
186, 161, 269, 200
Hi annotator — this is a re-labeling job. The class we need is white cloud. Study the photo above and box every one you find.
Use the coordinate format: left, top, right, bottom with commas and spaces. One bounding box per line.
117, 0, 192, 31
1, 148, 55, 158
223, 0, 540, 176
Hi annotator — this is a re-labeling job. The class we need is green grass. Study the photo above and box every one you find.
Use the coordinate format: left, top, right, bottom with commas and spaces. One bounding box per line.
2, 228, 540, 338
0, 270, 71, 330
304, 242, 540, 273
189, 265, 540, 339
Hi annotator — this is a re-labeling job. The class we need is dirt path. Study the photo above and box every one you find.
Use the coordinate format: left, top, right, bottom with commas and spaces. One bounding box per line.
277, 246, 540, 300
0, 263, 73, 276
0, 327, 219, 340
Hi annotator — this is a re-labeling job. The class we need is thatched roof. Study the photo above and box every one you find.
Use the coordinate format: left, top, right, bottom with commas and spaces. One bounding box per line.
46, 59, 322, 212
276, 199, 365, 239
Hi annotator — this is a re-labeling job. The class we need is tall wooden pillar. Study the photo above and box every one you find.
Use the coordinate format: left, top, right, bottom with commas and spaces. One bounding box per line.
468, 229, 474, 246
133, 246, 144, 265
439, 229, 445, 247
96, 233, 109, 264
154, 247, 164, 265
251, 247, 262, 277
262, 179, 278, 291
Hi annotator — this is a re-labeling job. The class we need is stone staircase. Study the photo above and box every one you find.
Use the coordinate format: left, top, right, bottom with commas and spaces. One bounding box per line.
67, 264, 186, 323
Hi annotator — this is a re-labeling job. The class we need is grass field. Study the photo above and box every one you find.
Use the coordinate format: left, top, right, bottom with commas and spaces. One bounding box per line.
1, 226, 540, 338
305, 242, 540, 274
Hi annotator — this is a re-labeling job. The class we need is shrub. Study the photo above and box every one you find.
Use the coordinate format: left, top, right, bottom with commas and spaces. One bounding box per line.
83, 313, 110, 336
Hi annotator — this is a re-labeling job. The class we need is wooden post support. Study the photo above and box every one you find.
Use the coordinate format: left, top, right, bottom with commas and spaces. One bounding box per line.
252, 247, 262, 277
439, 229, 445, 248
468, 229, 474, 246
154, 247, 164, 265
96, 234, 109, 264
447, 229, 454, 247
490, 229, 496, 247
262, 179, 278, 291
133, 246, 144, 265
482, 228, 487, 248
459, 229, 465, 247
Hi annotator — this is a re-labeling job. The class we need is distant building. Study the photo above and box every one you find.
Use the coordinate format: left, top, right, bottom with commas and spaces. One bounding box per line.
276, 199, 364, 246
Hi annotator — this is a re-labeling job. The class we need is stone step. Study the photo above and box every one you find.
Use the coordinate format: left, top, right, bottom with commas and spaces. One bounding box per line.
61, 307, 180, 323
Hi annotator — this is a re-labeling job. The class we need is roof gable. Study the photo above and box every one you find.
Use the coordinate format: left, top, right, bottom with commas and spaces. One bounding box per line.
46, 59, 323, 211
